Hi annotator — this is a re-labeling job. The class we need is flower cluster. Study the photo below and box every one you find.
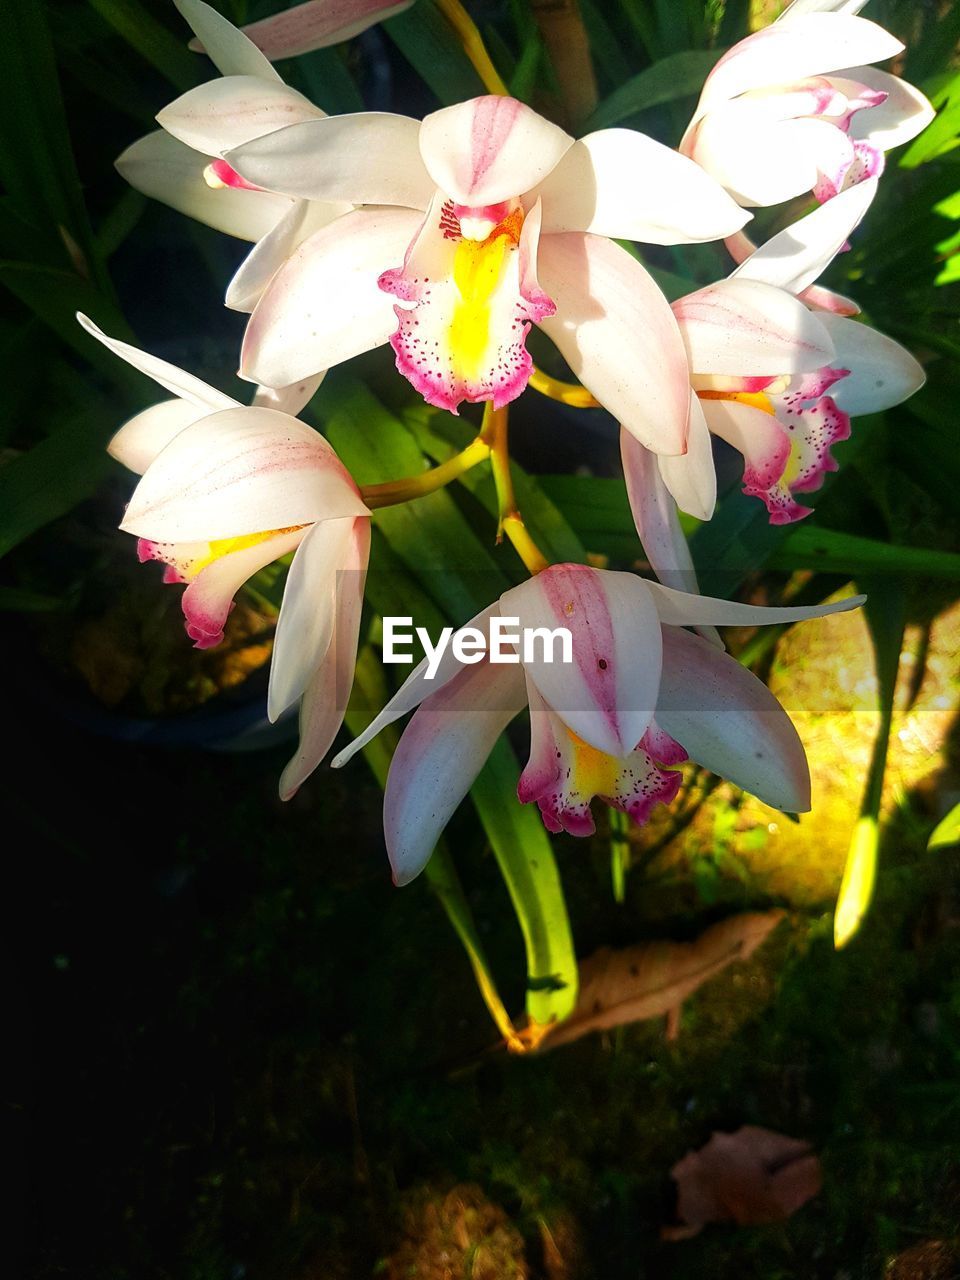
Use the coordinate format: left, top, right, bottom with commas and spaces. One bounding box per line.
87, 0, 931, 887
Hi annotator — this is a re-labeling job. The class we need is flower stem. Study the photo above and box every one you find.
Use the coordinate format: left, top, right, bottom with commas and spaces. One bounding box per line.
481, 403, 551, 574
434, 0, 509, 96
359, 435, 490, 509
529, 365, 600, 409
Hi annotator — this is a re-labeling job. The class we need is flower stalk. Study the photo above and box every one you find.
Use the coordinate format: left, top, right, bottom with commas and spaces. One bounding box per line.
434, 0, 509, 96
359, 435, 491, 509
481, 403, 550, 574
529, 366, 600, 409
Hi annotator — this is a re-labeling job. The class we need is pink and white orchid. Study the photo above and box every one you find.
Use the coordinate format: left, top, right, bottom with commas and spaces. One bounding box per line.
224, 94, 750, 451
79, 313, 370, 798
680, 8, 933, 209
623, 180, 925, 542
331, 563, 863, 885
116, 0, 352, 311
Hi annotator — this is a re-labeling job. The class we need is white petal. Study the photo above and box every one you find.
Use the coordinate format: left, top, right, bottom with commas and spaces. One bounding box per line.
620, 430, 700, 594
818, 315, 925, 414
175, 0, 281, 80
500, 567, 662, 757
418, 96, 574, 206
533, 129, 749, 244
646, 578, 865, 627
241, 205, 423, 387
656, 625, 811, 812
121, 407, 367, 541
181, 527, 304, 648
779, 0, 869, 15
838, 67, 935, 150
252, 373, 326, 416
157, 75, 323, 156
331, 604, 502, 767
115, 130, 294, 242
690, 14, 904, 122
280, 518, 371, 799
109, 399, 209, 475
77, 313, 238, 411
657, 391, 717, 521
686, 108, 836, 207
226, 113, 434, 208
673, 277, 835, 376
225, 198, 352, 312
268, 516, 360, 720
238, 1, 415, 60
384, 660, 527, 885
538, 231, 690, 455
732, 178, 877, 294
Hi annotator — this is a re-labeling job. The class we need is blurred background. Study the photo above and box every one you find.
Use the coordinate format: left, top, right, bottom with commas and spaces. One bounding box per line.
9, 0, 960, 1275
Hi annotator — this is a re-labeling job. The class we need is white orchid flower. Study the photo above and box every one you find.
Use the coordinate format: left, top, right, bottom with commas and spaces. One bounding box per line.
622, 180, 925, 558
332, 563, 863, 885
224, 94, 750, 451
116, 0, 352, 310
79, 314, 370, 798
680, 10, 933, 208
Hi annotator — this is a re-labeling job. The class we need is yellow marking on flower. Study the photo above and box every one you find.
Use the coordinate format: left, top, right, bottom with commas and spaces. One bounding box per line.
449, 208, 524, 381
697, 388, 776, 415
187, 525, 304, 579
568, 729, 621, 798
781, 436, 805, 487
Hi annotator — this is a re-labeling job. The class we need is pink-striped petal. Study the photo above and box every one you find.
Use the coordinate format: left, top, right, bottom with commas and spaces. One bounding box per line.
280, 517, 371, 799
241, 205, 423, 387
383, 659, 526, 885
121, 407, 367, 542
656, 625, 811, 812
115, 130, 294, 242
109, 399, 210, 475
226, 112, 433, 208
501, 565, 662, 758
532, 128, 749, 243
418, 96, 574, 206
236, 0, 415, 61
157, 76, 324, 157
537, 231, 690, 455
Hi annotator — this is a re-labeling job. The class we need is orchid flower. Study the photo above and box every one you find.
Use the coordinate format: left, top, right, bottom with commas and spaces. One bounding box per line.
116, 0, 352, 310
680, 9, 933, 209
78, 314, 370, 798
331, 563, 863, 884
622, 180, 925, 545
223, 94, 750, 452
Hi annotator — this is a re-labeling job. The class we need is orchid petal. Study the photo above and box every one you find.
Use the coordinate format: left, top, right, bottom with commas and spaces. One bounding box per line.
500, 566, 662, 757
538, 231, 689, 455
226, 113, 434, 208
818, 315, 925, 414
779, 0, 869, 16
226, 198, 352, 312
252, 373, 325, 416
686, 108, 838, 206
157, 76, 323, 157
656, 625, 811, 813
418, 96, 574, 206
384, 659, 526, 885
180, 527, 304, 649
689, 14, 903, 123
109, 399, 209, 475
77, 314, 238, 411
646, 578, 864, 627
268, 517, 359, 720
115, 130, 294, 242
280, 517, 371, 799
533, 129, 749, 244
839, 67, 935, 150
121, 407, 367, 542
331, 604, 503, 767
657, 391, 717, 521
620, 430, 700, 595
236, 0, 415, 60
732, 177, 877, 294
673, 278, 835, 376
175, 0, 281, 80
241, 206, 424, 387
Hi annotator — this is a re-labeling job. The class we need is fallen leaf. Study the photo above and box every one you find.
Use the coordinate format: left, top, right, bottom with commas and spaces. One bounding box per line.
531, 910, 784, 1052
663, 1125, 822, 1240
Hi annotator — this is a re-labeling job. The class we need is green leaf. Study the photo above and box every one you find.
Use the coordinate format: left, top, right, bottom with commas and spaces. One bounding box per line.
88, 0, 200, 92
586, 49, 722, 130
928, 803, 960, 851
770, 526, 960, 580
384, 0, 485, 105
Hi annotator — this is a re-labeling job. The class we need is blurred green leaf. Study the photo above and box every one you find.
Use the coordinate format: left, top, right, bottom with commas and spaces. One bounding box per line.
587, 49, 721, 129
88, 0, 200, 92
384, 0, 485, 104
771, 526, 960, 579
928, 802, 960, 851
